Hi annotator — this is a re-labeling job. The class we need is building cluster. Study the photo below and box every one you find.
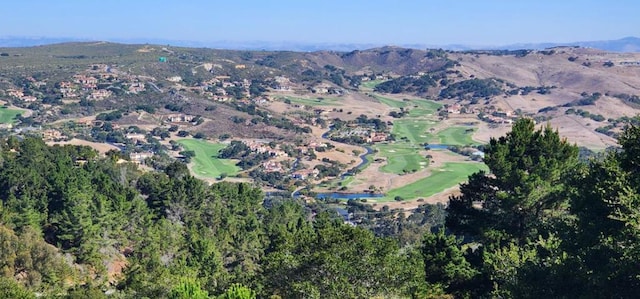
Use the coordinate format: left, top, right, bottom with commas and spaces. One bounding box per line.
245, 140, 286, 157
2, 64, 148, 105
443, 103, 516, 124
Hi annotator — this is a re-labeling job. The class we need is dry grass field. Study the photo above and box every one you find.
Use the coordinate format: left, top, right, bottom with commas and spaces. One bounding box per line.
47, 138, 119, 154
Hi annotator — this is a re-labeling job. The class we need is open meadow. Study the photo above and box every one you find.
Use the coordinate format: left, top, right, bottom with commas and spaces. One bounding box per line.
177, 139, 240, 179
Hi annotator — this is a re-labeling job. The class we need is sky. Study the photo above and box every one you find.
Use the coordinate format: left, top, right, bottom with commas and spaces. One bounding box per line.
1, 0, 638, 46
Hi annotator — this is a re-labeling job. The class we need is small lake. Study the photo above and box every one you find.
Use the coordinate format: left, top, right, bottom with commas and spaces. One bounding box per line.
315, 192, 384, 200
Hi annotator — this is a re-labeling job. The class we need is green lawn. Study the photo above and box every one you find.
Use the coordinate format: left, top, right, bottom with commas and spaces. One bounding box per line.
376, 143, 429, 174
383, 162, 487, 201
374, 94, 442, 115
177, 139, 240, 179
407, 100, 441, 117
282, 96, 342, 106
430, 127, 478, 146
392, 119, 434, 145
374, 95, 406, 108
0, 107, 23, 124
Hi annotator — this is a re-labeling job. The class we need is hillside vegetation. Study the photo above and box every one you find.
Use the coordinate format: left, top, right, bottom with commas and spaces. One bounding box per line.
0, 120, 640, 297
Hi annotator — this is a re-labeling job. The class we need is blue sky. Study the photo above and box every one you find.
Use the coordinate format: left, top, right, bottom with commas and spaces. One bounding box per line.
1, 0, 637, 46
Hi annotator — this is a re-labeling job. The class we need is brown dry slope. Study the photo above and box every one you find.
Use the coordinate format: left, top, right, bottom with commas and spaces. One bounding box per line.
452, 48, 640, 95
448, 49, 640, 149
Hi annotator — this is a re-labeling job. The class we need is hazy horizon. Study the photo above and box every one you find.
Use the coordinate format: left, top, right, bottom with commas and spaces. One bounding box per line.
2, 0, 638, 47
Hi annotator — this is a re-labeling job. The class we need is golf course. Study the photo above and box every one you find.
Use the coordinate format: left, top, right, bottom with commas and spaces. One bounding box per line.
177, 139, 240, 180
383, 162, 487, 201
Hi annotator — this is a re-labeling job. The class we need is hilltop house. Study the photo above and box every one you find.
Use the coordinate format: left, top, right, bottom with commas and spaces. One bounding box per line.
166, 114, 195, 123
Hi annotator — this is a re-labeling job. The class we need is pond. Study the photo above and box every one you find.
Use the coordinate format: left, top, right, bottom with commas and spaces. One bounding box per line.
425, 144, 451, 150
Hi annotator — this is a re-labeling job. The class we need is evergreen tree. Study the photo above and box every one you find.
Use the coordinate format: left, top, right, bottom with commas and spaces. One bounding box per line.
447, 118, 579, 246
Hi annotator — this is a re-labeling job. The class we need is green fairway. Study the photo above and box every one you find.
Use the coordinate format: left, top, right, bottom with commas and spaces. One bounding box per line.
376, 143, 428, 174
430, 127, 478, 146
383, 162, 487, 201
374, 94, 442, 115
407, 100, 441, 117
177, 139, 240, 179
392, 119, 435, 145
282, 96, 342, 106
374, 95, 405, 108
0, 107, 23, 124
360, 79, 385, 90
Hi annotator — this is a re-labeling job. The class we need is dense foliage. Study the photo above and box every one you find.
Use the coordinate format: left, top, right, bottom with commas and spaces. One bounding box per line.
439, 78, 503, 100
374, 74, 437, 94
440, 118, 640, 298
0, 137, 426, 298
2, 118, 640, 298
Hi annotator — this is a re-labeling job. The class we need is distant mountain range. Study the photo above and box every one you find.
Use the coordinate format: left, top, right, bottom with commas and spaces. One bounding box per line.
1, 36, 639, 52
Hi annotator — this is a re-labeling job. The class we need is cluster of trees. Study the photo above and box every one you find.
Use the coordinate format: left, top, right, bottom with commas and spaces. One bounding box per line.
565, 108, 606, 122
232, 103, 312, 134
326, 115, 388, 145
463, 49, 532, 57
435, 118, 640, 297
95, 110, 123, 121
439, 78, 503, 100
374, 74, 437, 94
218, 140, 272, 170
562, 92, 602, 107
0, 136, 437, 298
613, 93, 640, 107
507, 85, 555, 96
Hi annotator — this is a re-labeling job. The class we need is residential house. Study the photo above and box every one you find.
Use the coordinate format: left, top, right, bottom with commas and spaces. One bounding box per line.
367, 132, 388, 143
7, 89, 24, 98
21, 95, 37, 102
446, 103, 462, 114
292, 168, 320, 180
42, 129, 64, 141
130, 152, 154, 164
166, 114, 195, 123
73, 75, 98, 85
89, 89, 112, 100
128, 82, 145, 94
262, 161, 283, 173
125, 133, 147, 143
